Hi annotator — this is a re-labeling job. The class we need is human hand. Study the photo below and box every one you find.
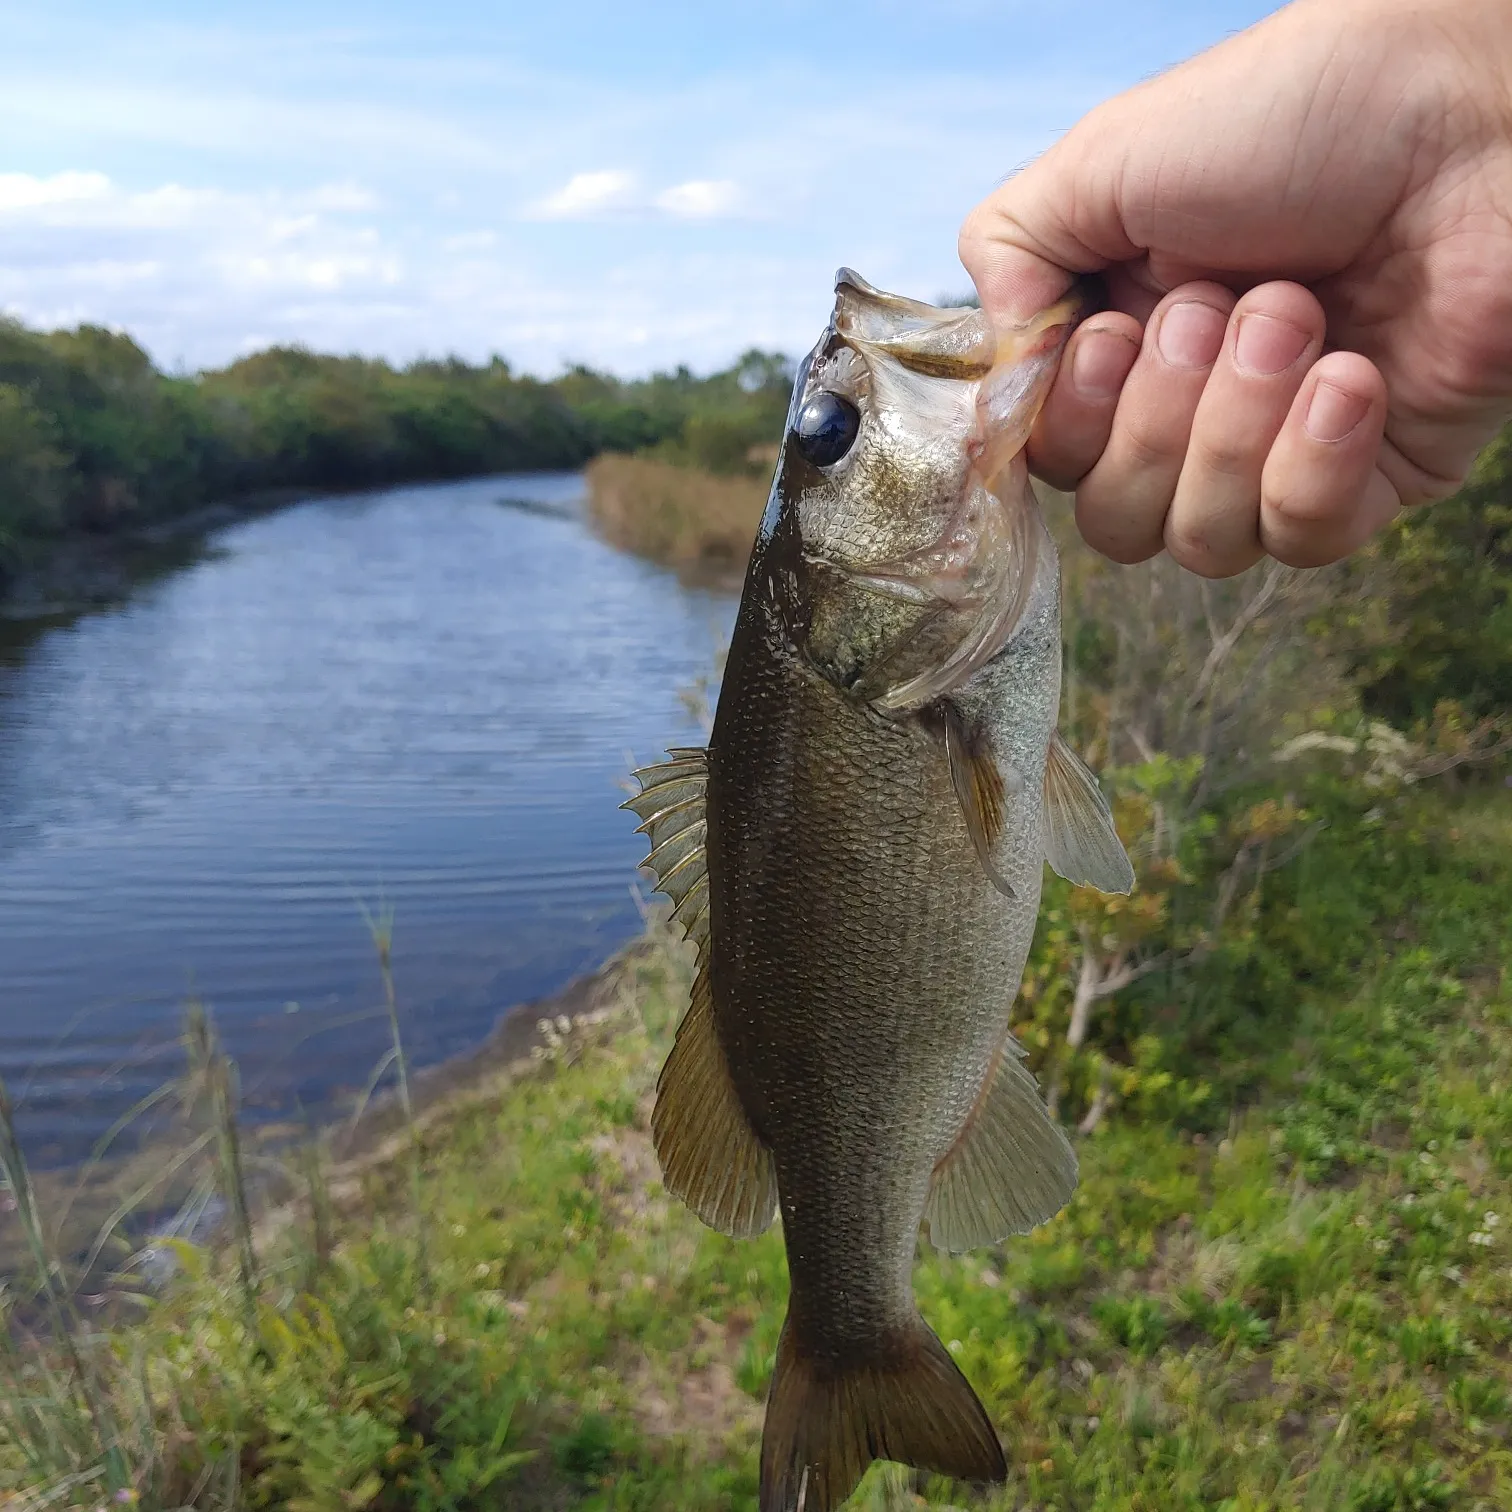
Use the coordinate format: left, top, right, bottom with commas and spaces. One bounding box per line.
959, 0, 1512, 577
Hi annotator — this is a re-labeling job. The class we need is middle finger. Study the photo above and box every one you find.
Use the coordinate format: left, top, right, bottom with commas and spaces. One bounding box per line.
1074, 283, 1235, 564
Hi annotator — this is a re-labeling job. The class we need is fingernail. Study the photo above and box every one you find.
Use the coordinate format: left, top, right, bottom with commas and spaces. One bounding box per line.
1071, 328, 1139, 401
1304, 381, 1370, 442
1235, 313, 1311, 375
1156, 301, 1227, 369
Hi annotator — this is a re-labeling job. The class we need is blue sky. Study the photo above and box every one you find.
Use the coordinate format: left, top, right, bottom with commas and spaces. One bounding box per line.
0, 0, 1280, 377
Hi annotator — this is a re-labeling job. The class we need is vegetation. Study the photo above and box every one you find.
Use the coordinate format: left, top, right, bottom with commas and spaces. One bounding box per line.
584, 455, 767, 582
581, 352, 788, 576
0, 313, 791, 592
0, 308, 1508, 1507
0, 773, 1508, 1509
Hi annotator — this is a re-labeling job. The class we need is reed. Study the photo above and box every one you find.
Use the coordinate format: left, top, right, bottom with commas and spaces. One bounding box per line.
359, 900, 430, 1299
0, 1070, 129, 1502
181, 999, 258, 1330
584, 453, 765, 578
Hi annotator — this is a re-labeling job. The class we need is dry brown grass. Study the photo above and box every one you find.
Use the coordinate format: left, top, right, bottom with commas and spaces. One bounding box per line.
585, 453, 766, 583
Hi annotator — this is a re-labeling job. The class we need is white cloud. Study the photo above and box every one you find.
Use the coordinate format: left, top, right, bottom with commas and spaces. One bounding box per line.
0, 170, 407, 356
653, 179, 741, 219
0, 171, 111, 212
526, 169, 639, 220
525, 170, 746, 223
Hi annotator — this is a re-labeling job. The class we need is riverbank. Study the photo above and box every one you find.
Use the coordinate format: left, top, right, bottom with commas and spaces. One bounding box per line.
5, 787, 1510, 1508
0, 487, 322, 622
584, 453, 765, 589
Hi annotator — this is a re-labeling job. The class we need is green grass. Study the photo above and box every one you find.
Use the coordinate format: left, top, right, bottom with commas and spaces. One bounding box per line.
2, 791, 1510, 1509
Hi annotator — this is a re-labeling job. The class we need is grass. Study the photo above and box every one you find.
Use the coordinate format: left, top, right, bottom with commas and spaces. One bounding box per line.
1, 790, 1509, 1509
584, 454, 766, 583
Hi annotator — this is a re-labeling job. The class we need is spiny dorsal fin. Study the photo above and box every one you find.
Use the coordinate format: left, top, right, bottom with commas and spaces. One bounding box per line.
942, 709, 1022, 899
1041, 732, 1134, 894
623, 748, 712, 942
924, 1032, 1077, 1253
652, 964, 777, 1239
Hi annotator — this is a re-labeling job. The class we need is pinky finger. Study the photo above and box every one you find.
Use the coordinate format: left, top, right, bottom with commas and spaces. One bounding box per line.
1259, 352, 1395, 568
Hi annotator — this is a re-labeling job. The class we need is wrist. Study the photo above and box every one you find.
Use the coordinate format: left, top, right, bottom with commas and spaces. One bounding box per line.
1384, 0, 1512, 134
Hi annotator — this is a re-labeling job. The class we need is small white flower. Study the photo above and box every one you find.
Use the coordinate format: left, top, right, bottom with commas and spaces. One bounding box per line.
1485, 1211, 1501, 1229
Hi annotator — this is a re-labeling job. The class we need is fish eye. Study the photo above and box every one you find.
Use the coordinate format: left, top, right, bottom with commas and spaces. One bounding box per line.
793, 391, 860, 468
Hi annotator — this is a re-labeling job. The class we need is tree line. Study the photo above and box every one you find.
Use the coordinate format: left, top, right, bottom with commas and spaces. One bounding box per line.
0, 315, 792, 581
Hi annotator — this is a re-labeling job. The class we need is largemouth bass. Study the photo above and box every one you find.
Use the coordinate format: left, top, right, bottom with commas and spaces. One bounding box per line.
626, 271, 1134, 1512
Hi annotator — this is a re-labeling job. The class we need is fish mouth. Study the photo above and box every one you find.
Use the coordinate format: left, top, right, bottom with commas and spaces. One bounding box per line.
829, 275, 1087, 712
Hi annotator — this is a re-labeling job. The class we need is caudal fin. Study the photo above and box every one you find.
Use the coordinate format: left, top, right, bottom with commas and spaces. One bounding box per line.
759, 1315, 1007, 1512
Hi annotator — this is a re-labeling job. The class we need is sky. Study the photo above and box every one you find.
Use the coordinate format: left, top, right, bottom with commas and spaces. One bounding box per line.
0, 0, 1282, 378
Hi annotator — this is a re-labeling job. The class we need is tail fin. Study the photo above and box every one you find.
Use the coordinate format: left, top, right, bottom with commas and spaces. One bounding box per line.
759, 1315, 1007, 1512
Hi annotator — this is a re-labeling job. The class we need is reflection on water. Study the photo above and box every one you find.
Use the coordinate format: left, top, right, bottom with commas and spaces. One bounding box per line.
0, 473, 735, 1165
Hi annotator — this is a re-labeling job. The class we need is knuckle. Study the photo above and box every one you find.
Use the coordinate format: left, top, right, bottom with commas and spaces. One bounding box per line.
1162, 505, 1262, 579
1074, 492, 1161, 565
1264, 472, 1361, 528
1162, 519, 1226, 577
1190, 431, 1263, 482
1118, 425, 1184, 474
1268, 537, 1338, 570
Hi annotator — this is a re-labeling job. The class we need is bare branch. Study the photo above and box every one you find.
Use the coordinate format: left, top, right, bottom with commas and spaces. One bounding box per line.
1184, 561, 1289, 716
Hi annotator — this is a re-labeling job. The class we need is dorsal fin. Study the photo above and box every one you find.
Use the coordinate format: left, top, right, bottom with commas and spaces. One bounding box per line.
622, 747, 711, 946
623, 747, 776, 1238
652, 964, 777, 1239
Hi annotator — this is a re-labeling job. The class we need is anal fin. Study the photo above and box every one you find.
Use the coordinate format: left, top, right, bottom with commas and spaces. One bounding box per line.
924, 1034, 1077, 1253
652, 965, 777, 1240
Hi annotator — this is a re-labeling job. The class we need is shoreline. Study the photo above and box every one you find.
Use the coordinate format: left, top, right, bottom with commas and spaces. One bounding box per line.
250, 930, 671, 1256
2, 932, 669, 1285
0, 470, 592, 624
0, 488, 311, 623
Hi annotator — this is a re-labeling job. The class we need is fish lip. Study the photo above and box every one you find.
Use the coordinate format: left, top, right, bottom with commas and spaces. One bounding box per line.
797, 271, 1077, 712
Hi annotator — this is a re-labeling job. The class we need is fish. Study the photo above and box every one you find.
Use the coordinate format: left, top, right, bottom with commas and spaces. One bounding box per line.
625, 270, 1134, 1512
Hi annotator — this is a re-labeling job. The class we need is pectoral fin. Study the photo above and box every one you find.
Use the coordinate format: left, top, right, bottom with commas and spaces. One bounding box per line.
1041, 733, 1135, 895
652, 966, 777, 1240
924, 1034, 1078, 1253
942, 711, 1023, 900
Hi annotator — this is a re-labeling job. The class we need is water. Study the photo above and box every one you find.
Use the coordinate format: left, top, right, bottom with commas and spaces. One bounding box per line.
0, 474, 736, 1166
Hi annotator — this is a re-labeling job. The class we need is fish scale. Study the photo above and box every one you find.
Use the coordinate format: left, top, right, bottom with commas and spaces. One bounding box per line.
625, 269, 1134, 1512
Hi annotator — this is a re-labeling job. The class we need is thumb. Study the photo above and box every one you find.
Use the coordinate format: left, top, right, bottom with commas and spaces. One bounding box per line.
959, 109, 1141, 324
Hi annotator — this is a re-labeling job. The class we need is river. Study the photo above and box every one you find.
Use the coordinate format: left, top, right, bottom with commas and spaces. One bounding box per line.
0, 473, 737, 1166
